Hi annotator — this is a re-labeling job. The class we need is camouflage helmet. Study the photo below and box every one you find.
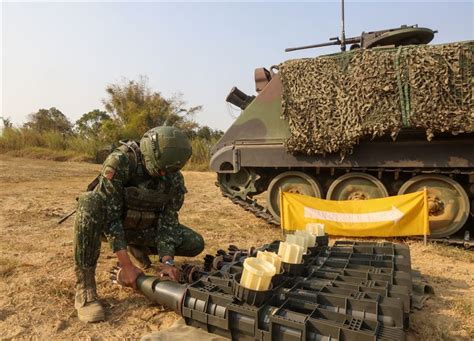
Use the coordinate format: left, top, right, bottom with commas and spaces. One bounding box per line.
140, 126, 192, 175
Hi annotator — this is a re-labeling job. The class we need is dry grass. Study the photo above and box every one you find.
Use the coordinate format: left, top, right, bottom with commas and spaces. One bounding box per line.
0, 258, 20, 278
0, 155, 472, 340
2, 146, 92, 162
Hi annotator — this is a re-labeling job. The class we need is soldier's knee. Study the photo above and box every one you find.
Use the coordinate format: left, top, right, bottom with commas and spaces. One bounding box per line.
191, 232, 205, 256
74, 192, 105, 233
77, 192, 104, 214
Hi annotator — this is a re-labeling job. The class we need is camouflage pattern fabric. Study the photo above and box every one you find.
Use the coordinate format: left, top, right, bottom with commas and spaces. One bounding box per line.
279, 41, 473, 157
74, 192, 105, 268
125, 224, 204, 258
73, 147, 204, 268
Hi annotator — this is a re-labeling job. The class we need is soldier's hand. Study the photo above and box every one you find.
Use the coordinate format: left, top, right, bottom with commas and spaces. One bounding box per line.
120, 264, 144, 289
160, 265, 180, 281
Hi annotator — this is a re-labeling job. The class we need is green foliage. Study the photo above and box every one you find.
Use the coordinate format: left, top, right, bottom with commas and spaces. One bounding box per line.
0, 127, 91, 161
189, 126, 224, 140
185, 136, 221, 171
100, 119, 123, 143
24, 107, 72, 133
103, 76, 200, 140
43, 131, 68, 150
0, 126, 26, 150
0, 127, 47, 150
74, 109, 110, 138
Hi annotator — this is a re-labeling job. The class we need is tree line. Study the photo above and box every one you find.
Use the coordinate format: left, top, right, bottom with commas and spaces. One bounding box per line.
0, 77, 223, 169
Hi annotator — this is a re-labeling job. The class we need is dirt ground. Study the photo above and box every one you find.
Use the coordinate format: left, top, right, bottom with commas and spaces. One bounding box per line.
0, 155, 472, 340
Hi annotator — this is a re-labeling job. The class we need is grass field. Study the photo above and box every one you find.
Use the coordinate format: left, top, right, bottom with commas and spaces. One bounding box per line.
0, 156, 472, 340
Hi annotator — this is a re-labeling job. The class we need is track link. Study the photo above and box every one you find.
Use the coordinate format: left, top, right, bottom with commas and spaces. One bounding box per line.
219, 183, 279, 225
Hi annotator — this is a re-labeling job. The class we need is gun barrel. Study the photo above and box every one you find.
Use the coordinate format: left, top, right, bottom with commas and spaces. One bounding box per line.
285, 35, 361, 52
285, 41, 340, 52
344, 36, 361, 45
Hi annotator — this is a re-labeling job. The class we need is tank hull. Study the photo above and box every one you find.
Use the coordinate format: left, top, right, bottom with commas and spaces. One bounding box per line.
211, 135, 474, 172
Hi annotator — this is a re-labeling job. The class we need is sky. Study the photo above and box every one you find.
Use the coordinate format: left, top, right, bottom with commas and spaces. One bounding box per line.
1, 1, 473, 131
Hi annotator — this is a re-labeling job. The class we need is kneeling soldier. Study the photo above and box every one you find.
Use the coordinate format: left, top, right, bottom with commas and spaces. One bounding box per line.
73, 126, 204, 322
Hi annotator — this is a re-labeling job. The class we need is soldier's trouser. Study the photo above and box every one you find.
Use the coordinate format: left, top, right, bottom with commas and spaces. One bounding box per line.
73, 192, 205, 268
124, 225, 205, 258
74, 192, 105, 268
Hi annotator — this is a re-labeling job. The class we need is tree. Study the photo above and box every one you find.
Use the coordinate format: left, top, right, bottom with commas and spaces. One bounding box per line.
24, 107, 72, 133
1, 117, 13, 129
198, 126, 213, 140
196, 126, 224, 140
100, 119, 123, 143
75, 109, 111, 137
102, 76, 201, 139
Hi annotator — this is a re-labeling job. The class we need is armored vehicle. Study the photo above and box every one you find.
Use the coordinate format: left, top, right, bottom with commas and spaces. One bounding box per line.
210, 25, 473, 239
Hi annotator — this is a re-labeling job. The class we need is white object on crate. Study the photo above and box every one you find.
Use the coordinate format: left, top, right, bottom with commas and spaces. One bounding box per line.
295, 230, 316, 247
277, 241, 304, 264
257, 251, 282, 274
240, 257, 276, 291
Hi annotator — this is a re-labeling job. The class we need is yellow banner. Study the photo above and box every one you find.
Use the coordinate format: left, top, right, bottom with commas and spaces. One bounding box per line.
280, 190, 429, 237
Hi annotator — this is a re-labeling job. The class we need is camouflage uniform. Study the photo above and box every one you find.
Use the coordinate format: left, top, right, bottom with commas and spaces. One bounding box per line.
73, 141, 204, 269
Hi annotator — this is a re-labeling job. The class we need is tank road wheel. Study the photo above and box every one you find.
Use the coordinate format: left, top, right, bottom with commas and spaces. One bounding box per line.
398, 175, 470, 238
218, 168, 257, 200
326, 172, 388, 201
266, 171, 322, 221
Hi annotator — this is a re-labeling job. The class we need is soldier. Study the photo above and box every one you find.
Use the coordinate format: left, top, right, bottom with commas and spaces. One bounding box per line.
73, 126, 204, 323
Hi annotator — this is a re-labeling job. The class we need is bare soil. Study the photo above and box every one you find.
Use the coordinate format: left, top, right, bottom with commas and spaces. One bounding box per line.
0, 156, 472, 340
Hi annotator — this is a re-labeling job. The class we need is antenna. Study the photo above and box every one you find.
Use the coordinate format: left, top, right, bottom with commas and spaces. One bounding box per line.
340, 0, 346, 51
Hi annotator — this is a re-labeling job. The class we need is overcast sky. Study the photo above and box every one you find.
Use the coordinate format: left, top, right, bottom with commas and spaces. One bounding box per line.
1, 1, 473, 130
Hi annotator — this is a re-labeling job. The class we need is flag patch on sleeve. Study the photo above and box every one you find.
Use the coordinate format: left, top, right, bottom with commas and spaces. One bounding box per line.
103, 166, 116, 180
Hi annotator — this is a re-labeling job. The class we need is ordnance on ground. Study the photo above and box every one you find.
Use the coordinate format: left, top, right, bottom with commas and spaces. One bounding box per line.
115, 240, 432, 340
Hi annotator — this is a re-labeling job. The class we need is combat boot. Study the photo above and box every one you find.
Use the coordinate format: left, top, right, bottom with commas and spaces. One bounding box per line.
127, 245, 152, 269
74, 266, 105, 323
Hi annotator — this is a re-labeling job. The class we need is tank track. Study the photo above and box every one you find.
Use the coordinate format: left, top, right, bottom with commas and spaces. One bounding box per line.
218, 182, 280, 225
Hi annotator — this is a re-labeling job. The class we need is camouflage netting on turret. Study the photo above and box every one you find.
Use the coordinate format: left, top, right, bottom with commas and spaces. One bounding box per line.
279, 41, 473, 157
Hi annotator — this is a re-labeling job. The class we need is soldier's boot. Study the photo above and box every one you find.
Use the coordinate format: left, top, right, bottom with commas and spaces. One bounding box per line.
127, 245, 152, 269
74, 266, 105, 323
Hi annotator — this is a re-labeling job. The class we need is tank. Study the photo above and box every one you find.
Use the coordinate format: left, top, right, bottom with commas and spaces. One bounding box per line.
210, 25, 474, 239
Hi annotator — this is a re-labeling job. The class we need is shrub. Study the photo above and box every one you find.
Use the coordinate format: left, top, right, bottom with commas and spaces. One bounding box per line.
0, 126, 218, 171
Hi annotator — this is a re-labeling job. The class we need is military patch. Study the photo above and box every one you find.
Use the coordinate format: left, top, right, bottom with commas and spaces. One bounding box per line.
103, 166, 116, 180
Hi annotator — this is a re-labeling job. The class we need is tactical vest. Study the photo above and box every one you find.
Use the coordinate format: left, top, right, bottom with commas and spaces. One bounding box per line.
117, 141, 177, 230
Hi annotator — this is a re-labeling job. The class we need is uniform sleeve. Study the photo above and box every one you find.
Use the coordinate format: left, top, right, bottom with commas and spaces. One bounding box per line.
95, 150, 130, 253
155, 172, 187, 258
